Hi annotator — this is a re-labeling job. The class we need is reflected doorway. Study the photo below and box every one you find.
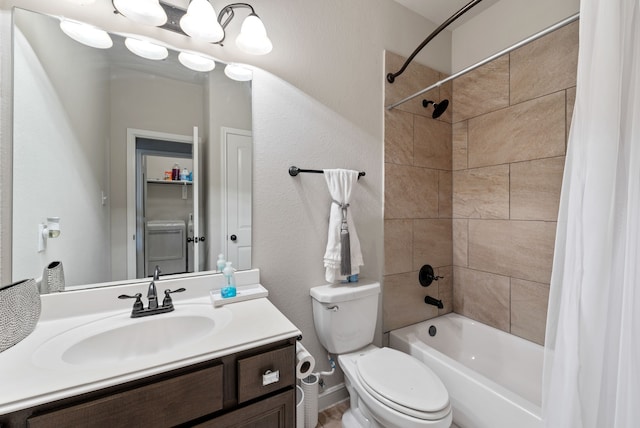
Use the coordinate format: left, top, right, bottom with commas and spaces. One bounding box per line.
126, 128, 202, 279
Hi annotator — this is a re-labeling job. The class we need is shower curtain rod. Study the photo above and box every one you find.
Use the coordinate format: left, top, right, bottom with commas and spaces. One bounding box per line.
386, 0, 484, 84
386, 12, 580, 110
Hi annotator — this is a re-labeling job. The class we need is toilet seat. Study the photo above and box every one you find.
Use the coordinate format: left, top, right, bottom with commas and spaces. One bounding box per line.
356, 347, 450, 421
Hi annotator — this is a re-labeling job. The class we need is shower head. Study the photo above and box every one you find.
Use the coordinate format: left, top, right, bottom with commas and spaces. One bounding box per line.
422, 99, 449, 119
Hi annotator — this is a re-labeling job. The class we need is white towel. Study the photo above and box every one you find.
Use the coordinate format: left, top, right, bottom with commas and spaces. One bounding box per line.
323, 169, 364, 283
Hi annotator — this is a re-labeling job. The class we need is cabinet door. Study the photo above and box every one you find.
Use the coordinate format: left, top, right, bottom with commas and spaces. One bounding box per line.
195, 388, 295, 428
27, 364, 223, 428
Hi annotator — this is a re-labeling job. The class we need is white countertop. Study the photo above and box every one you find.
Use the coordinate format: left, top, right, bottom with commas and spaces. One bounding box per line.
0, 270, 301, 415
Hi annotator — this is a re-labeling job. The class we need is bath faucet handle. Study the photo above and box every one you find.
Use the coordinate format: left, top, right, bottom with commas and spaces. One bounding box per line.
162, 287, 186, 307
419, 264, 443, 287
118, 293, 144, 311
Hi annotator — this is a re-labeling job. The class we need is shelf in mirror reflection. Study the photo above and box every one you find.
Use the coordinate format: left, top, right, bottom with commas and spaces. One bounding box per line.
147, 179, 193, 185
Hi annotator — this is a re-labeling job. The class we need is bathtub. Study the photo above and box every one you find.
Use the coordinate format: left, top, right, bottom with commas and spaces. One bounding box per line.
389, 313, 543, 428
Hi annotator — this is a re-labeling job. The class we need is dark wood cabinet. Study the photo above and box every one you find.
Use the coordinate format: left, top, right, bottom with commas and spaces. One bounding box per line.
194, 389, 294, 428
27, 365, 224, 428
1, 339, 296, 428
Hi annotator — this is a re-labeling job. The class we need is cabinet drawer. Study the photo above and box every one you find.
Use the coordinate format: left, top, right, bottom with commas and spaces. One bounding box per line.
27, 364, 223, 428
237, 345, 294, 403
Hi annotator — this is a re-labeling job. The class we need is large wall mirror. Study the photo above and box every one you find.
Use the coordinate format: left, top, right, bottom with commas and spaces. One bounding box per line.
11, 8, 253, 290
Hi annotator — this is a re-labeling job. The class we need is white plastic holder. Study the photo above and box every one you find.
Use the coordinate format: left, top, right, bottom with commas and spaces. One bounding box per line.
301, 374, 319, 428
296, 385, 305, 428
210, 284, 268, 307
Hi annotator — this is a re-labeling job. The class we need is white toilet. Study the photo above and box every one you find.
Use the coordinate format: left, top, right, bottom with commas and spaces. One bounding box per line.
310, 281, 452, 428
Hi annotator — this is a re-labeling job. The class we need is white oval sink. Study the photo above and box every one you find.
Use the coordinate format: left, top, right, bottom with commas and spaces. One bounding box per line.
63, 315, 214, 365
33, 304, 232, 369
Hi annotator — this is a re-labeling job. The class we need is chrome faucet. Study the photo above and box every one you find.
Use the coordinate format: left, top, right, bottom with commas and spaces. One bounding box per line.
148, 266, 161, 310
118, 265, 186, 318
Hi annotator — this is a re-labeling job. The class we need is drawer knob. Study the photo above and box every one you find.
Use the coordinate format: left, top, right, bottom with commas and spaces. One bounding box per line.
262, 369, 280, 386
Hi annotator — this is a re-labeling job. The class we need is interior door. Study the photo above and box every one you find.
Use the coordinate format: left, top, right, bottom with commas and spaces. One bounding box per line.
225, 129, 252, 270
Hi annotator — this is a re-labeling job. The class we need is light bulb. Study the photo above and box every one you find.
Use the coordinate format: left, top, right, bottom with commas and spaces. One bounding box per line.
63, 0, 97, 4
59, 20, 113, 49
180, 0, 224, 42
178, 52, 216, 72
235, 14, 272, 55
113, 0, 167, 27
224, 63, 253, 81
124, 37, 168, 60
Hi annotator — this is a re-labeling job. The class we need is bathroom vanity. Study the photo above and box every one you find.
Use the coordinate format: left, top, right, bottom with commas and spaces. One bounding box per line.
0, 270, 301, 427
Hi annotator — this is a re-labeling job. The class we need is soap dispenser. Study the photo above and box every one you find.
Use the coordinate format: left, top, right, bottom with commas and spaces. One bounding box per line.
221, 262, 237, 298
216, 254, 226, 273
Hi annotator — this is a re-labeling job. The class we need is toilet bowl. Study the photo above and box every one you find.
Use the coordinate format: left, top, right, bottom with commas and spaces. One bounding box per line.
310, 281, 452, 428
340, 345, 452, 428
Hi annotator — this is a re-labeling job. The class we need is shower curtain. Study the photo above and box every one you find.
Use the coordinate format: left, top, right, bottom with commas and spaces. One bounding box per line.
543, 1, 639, 427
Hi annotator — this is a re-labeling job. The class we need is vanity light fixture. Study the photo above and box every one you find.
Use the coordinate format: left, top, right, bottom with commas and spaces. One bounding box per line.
213, 3, 272, 55
38, 217, 61, 253
59, 19, 113, 49
224, 63, 252, 81
178, 51, 216, 72
179, 0, 224, 43
234, 12, 272, 55
124, 37, 169, 60
112, 0, 167, 27
113, 1, 272, 55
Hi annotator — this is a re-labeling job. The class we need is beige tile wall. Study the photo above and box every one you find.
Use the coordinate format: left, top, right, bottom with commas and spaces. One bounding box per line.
383, 21, 578, 345
452, 21, 578, 345
383, 51, 453, 333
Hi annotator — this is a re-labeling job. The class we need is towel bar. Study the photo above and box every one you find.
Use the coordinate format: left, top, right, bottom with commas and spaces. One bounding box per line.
288, 166, 365, 179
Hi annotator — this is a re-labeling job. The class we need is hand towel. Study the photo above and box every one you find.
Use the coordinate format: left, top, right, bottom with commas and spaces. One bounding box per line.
323, 169, 364, 283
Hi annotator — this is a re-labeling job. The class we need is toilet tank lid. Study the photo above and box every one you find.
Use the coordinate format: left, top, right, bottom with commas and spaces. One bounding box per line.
310, 281, 380, 303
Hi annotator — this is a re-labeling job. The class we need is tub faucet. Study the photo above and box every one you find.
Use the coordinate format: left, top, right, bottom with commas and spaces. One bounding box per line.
425, 295, 444, 309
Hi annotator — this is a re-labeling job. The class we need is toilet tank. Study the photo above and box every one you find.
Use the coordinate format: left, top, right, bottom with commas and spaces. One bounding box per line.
310, 281, 380, 354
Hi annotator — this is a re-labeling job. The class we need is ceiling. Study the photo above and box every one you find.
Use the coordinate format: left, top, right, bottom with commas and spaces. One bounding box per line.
391, 0, 500, 29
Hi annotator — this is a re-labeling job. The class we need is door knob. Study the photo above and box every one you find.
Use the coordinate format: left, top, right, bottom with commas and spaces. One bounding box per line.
230, 234, 237, 242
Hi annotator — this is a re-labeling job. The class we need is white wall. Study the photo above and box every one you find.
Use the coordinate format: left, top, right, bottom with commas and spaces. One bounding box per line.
12, 11, 111, 286
452, 0, 580, 72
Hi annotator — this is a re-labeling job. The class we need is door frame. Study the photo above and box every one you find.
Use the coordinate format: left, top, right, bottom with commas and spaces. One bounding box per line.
126, 128, 193, 280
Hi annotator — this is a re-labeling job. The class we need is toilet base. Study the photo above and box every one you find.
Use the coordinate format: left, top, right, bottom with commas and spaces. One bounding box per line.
339, 345, 453, 428
342, 408, 370, 428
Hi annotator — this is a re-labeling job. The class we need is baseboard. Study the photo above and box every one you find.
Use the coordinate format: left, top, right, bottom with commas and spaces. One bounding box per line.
318, 382, 349, 411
